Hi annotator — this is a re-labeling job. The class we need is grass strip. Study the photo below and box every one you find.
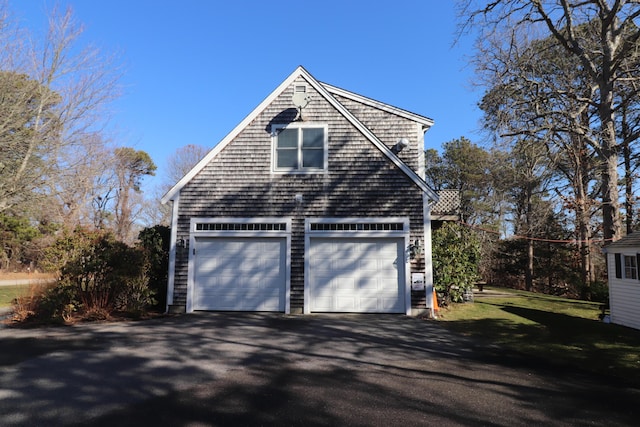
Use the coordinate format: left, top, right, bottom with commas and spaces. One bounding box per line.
438, 287, 640, 384
0, 284, 46, 308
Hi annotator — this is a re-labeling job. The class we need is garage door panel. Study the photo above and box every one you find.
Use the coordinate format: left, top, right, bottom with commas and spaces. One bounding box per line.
196, 293, 229, 307
357, 279, 379, 290
246, 297, 281, 311
310, 237, 405, 313
379, 282, 398, 292
193, 237, 286, 312
311, 274, 332, 289
380, 297, 401, 310
312, 296, 333, 311
312, 258, 334, 270
357, 258, 379, 271
197, 289, 242, 301
335, 277, 356, 290
359, 297, 380, 310
194, 257, 219, 273
196, 275, 222, 287
335, 296, 357, 311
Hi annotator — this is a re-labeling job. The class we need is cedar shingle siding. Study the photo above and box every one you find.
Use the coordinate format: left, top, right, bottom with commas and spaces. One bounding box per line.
167, 69, 434, 313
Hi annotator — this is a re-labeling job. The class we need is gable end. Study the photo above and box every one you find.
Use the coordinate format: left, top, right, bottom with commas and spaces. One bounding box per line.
162, 66, 439, 204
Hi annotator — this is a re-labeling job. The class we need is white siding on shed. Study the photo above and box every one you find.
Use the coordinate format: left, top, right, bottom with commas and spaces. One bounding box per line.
607, 252, 640, 330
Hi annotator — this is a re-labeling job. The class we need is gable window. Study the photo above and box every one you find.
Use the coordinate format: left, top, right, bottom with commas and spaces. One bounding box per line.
624, 255, 638, 280
273, 124, 327, 172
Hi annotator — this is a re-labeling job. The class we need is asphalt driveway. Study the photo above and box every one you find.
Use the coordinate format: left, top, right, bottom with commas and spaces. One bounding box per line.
0, 313, 638, 426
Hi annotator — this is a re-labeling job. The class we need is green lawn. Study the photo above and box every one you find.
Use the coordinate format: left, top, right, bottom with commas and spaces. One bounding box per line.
438, 287, 640, 384
0, 284, 46, 308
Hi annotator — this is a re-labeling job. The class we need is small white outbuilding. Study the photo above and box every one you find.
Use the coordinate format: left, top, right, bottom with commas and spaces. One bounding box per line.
603, 232, 640, 330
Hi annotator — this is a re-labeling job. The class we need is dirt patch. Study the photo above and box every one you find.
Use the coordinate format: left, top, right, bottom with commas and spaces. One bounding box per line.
0, 272, 57, 281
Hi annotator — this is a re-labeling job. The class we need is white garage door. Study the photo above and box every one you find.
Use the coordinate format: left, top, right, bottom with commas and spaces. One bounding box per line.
309, 237, 405, 313
193, 237, 286, 311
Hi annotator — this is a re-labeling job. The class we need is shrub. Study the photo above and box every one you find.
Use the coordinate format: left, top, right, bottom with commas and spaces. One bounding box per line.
137, 225, 169, 310
12, 282, 77, 323
432, 222, 481, 304
11, 284, 47, 322
587, 280, 610, 304
38, 281, 78, 322
64, 232, 158, 315
60, 232, 131, 312
18, 228, 159, 322
115, 274, 156, 316
40, 227, 96, 273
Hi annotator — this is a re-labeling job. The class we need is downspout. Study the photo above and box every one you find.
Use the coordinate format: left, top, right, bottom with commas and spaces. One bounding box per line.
423, 194, 435, 318
420, 124, 436, 318
165, 193, 180, 313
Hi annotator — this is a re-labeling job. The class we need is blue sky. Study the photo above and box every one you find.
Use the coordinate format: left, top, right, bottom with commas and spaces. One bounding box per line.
11, 0, 483, 192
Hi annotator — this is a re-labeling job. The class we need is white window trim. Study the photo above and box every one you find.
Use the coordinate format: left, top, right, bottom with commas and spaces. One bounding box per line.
623, 254, 638, 280
271, 123, 328, 174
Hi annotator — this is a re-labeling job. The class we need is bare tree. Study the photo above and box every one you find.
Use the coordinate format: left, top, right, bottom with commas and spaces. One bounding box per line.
0, 70, 60, 211
618, 77, 640, 233
0, 3, 120, 216
113, 148, 156, 242
460, 0, 640, 242
476, 17, 607, 294
50, 134, 114, 228
510, 139, 556, 291
165, 144, 209, 185
147, 144, 208, 226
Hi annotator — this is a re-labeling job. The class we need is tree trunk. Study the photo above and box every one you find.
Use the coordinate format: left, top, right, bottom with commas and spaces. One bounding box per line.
599, 123, 621, 243
573, 130, 594, 298
525, 237, 534, 291
524, 185, 534, 291
623, 137, 634, 235
598, 35, 622, 243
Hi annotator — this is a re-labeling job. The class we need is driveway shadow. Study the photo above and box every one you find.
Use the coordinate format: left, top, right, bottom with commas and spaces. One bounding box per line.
0, 313, 638, 426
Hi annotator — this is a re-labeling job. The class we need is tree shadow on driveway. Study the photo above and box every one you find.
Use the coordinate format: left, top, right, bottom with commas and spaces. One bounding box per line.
1, 313, 639, 426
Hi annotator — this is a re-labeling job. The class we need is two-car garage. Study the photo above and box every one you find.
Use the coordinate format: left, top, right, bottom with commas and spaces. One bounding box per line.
187, 218, 410, 315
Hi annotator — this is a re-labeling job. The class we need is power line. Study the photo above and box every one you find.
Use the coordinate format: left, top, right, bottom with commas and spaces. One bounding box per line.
455, 220, 611, 244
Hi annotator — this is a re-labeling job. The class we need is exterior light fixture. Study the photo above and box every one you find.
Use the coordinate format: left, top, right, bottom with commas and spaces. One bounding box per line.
391, 138, 410, 154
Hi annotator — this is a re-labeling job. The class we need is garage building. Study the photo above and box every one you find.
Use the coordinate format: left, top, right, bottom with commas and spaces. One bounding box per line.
162, 66, 440, 316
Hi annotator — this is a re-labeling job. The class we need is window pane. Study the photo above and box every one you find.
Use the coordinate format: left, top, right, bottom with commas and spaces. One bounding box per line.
302, 148, 323, 168
624, 256, 638, 279
278, 128, 298, 148
276, 149, 298, 168
302, 128, 324, 148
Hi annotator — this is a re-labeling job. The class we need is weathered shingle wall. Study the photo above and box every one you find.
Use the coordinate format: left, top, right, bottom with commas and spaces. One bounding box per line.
330, 93, 422, 171
172, 76, 426, 311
